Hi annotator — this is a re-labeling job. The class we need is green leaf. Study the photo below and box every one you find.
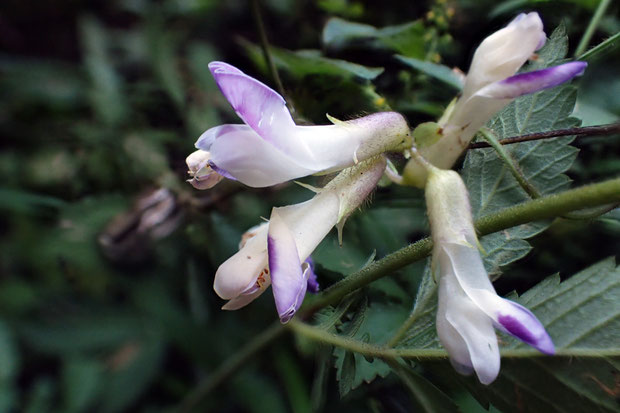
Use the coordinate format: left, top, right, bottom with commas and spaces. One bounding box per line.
333, 301, 409, 396
395, 253, 620, 354
392, 267, 441, 350
241, 39, 383, 81
397, 257, 620, 411
395, 56, 463, 90
62, 357, 103, 413
462, 24, 580, 277
240, 39, 389, 120
506, 257, 620, 352
79, 16, 129, 126
24, 378, 54, 413
463, 257, 620, 413
146, 21, 185, 109
0, 188, 65, 215
18, 313, 147, 355
0, 321, 19, 382
231, 369, 289, 413
389, 360, 458, 413
316, 0, 364, 19
100, 339, 165, 413
0, 57, 86, 109
273, 348, 312, 413
323, 18, 426, 58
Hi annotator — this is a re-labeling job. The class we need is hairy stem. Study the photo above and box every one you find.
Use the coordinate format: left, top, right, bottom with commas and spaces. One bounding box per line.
289, 320, 620, 358
578, 31, 620, 61
302, 177, 620, 315
177, 177, 620, 408
468, 123, 620, 149
478, 128, 541, 198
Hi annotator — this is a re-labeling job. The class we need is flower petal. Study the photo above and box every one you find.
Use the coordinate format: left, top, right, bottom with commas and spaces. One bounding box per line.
268, 209, 308, 323
208, 61, 295, 142
465, 12, 544, 97
476, 61, 587, 99
195, 124, 247, 151
478, 291, 555, 355
304, 258, 320, 293
213, 223, 269, 300
204, 123, 318, 187
438, 269, 500, 385
442, 243, 554, 355
185, 150, 225, 189
222, 288, 268, 310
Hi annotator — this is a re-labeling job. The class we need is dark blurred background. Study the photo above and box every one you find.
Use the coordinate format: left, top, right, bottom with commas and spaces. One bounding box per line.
0, 0, 619, 412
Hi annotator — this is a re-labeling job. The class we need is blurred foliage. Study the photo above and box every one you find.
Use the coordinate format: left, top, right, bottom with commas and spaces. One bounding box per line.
0, 0, 619, 412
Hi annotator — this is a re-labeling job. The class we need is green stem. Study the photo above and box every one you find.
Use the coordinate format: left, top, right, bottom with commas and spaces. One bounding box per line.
302, 177, 620, 315
177, 322, 285, 413
478, 128, 541, 199
289, 320, 620, 359
578, 31, 620, 61
474, 177, 620, 234
301, 238, 433, 316
178, 177, 620, 409
574, 0, 612, 57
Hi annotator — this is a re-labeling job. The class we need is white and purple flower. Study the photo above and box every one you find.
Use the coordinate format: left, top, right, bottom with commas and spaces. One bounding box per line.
425, 166, 554, 384
187, 62, 410, 189
213, 156, 386, 322
404, 12, 587, 186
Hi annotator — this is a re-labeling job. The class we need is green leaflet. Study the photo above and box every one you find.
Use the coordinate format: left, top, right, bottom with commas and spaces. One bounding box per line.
395, 56, 463, 90
333, 301, 409, 397
393, 256, 619, 411
461, 24, 581, 278
464, 257, 620, 413
505, 257, 620, 352
241, 39, 389, 121
322, 17, 427, 58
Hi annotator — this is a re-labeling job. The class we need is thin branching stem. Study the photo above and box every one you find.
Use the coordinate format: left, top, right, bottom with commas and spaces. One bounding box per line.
250, 0, 291, 112
478, 128, 542, 198
468, 123, 620, 149
302, 177, 620, 315
574, 0, 612, 57
578, 31, 620, 61
288, 320, 620, 359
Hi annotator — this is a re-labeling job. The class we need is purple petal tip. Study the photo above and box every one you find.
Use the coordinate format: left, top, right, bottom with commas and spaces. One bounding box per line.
304, 257, 320, 293
498, 314, 537, 343
207, 161, 237, 181
482, 61, 587, 99
497, 313, 555, 355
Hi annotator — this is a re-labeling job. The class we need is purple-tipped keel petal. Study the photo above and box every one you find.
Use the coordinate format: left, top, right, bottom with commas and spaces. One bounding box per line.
207, 161, 236, 181
496, 301, 555, 355
208, 61, 295, 142
304, 258, 320, 293
477, 61, 587, 99
268, 210, 309, 323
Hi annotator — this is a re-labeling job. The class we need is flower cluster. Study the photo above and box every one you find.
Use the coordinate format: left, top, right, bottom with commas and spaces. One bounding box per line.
424, 164, 553, 384
187, 11, 584, 384
187, 62, 409, 323
403, 12, 586, 187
